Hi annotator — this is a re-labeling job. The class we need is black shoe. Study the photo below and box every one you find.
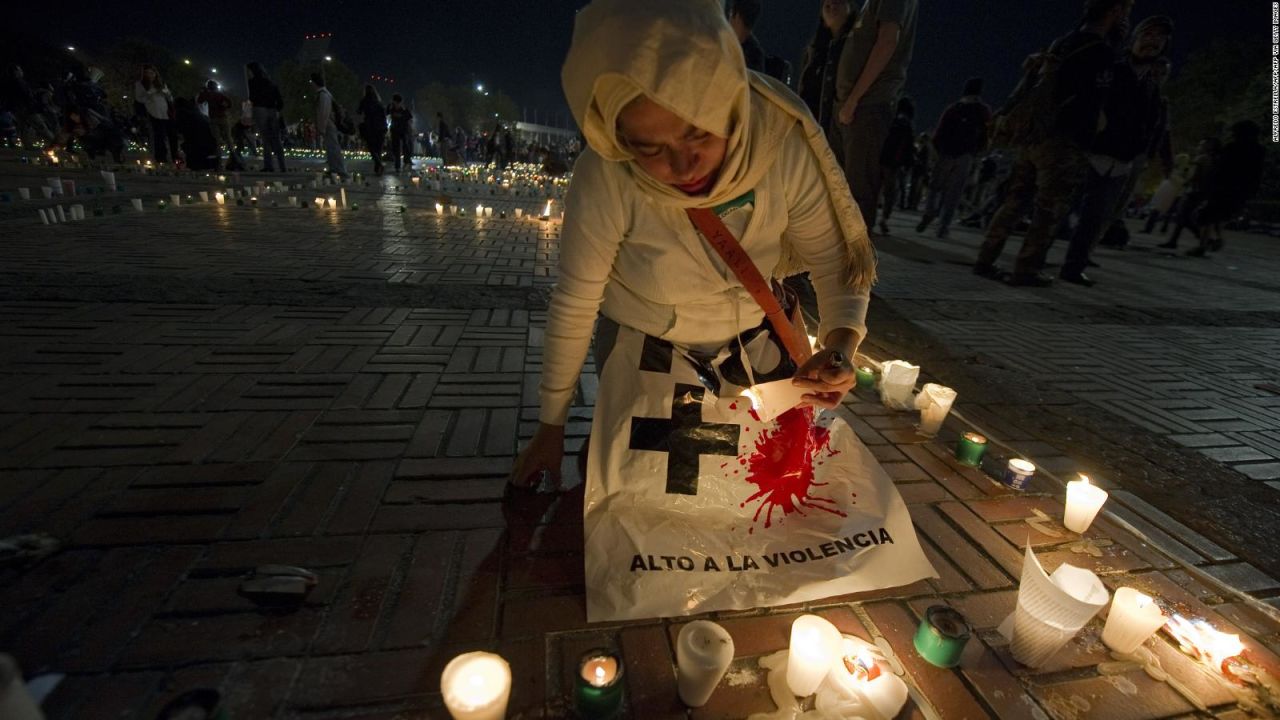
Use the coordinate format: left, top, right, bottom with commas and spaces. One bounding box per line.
1185, 246, 1206, 257
1155, 240, 1177, 249
916, 215, 934, 233
1059, 271, 1096, 287
878, 221, 891, 235
1007, 272, 1054, 287
1085, 259, 1100, 268
972, 263, 1000, 279
936, 226, 949, 240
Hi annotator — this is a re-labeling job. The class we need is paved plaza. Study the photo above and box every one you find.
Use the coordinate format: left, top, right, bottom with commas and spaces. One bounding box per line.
0, 151, 1278, 719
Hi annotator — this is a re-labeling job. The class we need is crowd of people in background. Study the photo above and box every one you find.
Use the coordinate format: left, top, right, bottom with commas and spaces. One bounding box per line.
746, 0, 1266, 288
0, 0, 1267, 275
0, 56, 582, 184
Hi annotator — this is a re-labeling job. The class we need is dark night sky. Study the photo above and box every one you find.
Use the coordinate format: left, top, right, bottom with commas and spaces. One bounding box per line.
15, 1, 1266, 131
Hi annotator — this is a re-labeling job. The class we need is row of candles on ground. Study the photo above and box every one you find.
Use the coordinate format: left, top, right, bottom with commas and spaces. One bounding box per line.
856, 358, 1251, 677
438, 615, 903, 719
5, 172, 121, 202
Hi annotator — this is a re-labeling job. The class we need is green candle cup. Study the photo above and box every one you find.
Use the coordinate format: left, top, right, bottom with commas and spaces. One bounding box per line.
913, 605, 970, 668
573, 649, 624, 719
955, 432, 988, 467
855, 366, 877, 390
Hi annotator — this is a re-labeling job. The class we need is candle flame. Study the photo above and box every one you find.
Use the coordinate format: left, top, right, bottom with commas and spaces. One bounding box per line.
1164, 614, 1244, 672
1078, 473, 1091, 485
594, 666, 605, 682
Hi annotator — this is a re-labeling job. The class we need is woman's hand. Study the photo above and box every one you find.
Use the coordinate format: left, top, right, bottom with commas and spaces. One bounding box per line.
509, 422, 565, 489
792, 349, 856, 410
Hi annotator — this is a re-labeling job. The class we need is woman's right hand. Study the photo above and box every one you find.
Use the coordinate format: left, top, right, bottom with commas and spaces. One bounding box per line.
509, 422, 565, 489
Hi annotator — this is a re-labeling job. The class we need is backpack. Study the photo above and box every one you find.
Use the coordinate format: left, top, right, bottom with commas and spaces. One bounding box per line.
933, 102, 989, 156
989, 35, 1103, 149
330, 94, 356, 135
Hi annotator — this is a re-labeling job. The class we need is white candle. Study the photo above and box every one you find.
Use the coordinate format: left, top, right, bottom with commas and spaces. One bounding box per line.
441, 651, 511, 720
56, 205, 67, 222
514, 207, 523, 218
130, 198, 143, 212
476, 203, 484, 216
288, 196, 298, 207
314, 196, 325, 209
436, 202, 445, 215
198, 191, 209, 202
1102, 587, 1166, 654
1064, 474, 1108, 533
484, 206, 493, 217
38, 209, 49, 225
676, 621, 734, 707
787, 615, 840, 697
412, 176, 421, 187
169, 194, 180, 206
340, 188, 348, 208
18, 188, 30, 200
879, 360, 919, 410
822, 638, 907, 718
215, 192, 225, 205
41, 186, 54, 199
915, 383, 957, 437
327, 197, 336, 210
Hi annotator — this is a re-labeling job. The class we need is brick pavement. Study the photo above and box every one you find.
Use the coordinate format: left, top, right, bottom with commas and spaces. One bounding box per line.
1, 153, 1278, 718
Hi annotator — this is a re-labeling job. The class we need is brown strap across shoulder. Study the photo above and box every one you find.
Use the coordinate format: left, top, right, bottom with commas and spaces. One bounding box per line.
685, 207, 812, 366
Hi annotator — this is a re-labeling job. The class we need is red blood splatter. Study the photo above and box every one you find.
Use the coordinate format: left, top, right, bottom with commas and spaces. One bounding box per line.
742, 406, 845, 534
729, 402, 738, 410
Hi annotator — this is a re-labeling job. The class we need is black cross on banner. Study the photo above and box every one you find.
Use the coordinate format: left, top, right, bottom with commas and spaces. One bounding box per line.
629, 383, 741, 495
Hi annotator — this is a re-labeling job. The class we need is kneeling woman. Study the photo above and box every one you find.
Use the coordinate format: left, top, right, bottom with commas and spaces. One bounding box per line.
511, 0, 882, 619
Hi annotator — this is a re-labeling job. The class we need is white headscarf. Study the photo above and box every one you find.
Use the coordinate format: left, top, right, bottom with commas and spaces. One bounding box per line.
561, 0, 876, 290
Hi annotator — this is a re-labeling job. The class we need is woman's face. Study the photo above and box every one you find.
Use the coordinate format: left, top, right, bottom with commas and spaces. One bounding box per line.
143, 67, 156, 80
616, 96, 728, 195
821, 0, 851, 28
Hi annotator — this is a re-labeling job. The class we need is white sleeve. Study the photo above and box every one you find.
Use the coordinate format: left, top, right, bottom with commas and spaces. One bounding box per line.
539, 150, 627, 425
779, 126, 870, 347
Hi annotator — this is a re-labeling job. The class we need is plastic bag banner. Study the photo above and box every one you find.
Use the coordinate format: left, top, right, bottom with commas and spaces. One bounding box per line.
585, 324, 937, 621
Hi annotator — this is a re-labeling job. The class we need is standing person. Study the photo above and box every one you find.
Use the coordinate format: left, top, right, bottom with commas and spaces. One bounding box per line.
917, 77, 991, 239
247, 63, 286, 172
1, 65, 37, 146
727, 0, 767, 73
196, 80, 240, 170
357, 84, 387, 175
1185, 120, 1265, 257
312, 73, 347, 179
1158, 137, 1219, 249
1058, 15, 1171, 284
973, 0, 1132, 286
797, 0, 856, 131
134, 64, 175, 164
831, 0, 919, 230
436, 112, 451, 161
173, 97, 219, 170
876, 96, 915, 234
387, 94, 413, 173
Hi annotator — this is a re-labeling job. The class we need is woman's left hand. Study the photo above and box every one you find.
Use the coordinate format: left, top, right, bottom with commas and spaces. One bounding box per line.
792, 348, 856, 410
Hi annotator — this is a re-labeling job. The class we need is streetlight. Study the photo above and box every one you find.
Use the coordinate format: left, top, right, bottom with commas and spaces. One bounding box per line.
475, 83, 484, 93
324, 55, 333, 62
66, 46, 75, 52
211, 68, 218, 74
183, 59, 191, 65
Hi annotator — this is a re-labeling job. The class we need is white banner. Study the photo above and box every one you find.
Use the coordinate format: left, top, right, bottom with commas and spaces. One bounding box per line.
585, 324, 937, 621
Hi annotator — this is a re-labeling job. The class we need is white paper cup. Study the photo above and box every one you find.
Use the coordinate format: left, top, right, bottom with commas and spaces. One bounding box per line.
130, 198, 143, 212
915, 383, 957, 437
18, 188, 30, 200
41, 186, 54, 199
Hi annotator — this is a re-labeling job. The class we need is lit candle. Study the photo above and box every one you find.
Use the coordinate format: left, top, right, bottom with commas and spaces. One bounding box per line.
484, 206, 493, 217
1102, 587, 1166, 654
412, 176, 421, 187
676, 621, 734, 708
787, 615, 840, 697
514, 207, 523, 218
1063, 474, 1107, 533
1164, 614, 1244, 673
340, 188, 347, 208
878, 360, 919, 410
327, 197, 336, 210
915, 383, 956, 437
854, 366, 876, 390
314, 197, 325, 209
573, 649, 624, 719
436, 202, 445, 215
955, 432, 988, 466
1002, 458, 1036, 490
440, 651, 511, 720
476, 203, 484, 216
822, 637, 909, 719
